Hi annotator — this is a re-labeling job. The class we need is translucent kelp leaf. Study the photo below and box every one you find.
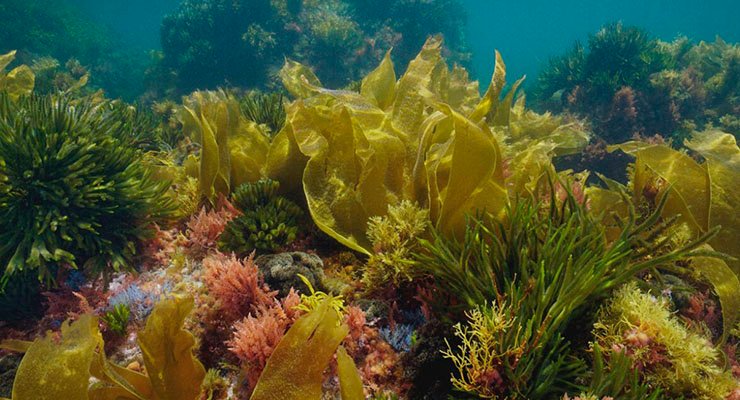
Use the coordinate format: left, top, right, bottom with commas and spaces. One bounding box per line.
491, 76, 525, 127
336, 345, 364, 400
265, 121, 309, 197
361, 50, 396, 110
447, 65, 480, 114
685, 129, 740, 275
432, 105, 507, 237
691, 249, 740, 344
0, 51, 35, 100
0, 50, 16, 72
506, 141, 558, 197
250, 299, 349, 400
468, 50, 506, 122
612, 142, 711, 234
137, 295, 205, 400
3, 65, 35, 100
392, 36, 444, 136
182, 91, 268, 201
230, 121, 271, 188
279, 59, 322, 99
185, 107, 220, 201
295, 103, 406, 254
9, 314, 102, 400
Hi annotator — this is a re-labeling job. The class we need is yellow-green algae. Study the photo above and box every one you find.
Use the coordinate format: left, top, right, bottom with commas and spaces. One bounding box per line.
266, 37, 589, 254
250, 298, 349, 400
594, 283, 737, 399
0, 50, 34, 100
0, 295, 205, 400
588, 129, 740, 342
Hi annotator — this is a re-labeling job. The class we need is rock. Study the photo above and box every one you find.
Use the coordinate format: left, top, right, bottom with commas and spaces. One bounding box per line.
254, 252, 327, 297
0, 354, 22, 397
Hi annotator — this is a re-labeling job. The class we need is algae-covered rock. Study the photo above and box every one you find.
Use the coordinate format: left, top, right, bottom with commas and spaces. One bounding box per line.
254, 252, 326, 297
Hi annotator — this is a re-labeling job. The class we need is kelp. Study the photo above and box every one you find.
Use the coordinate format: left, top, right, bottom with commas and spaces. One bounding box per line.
0, 295, 205, 400
250, 298, 363, 400
0, 50, 34, 100
267, 37, 589, 254
590, 129, 740, 342
181, 90, 271, 202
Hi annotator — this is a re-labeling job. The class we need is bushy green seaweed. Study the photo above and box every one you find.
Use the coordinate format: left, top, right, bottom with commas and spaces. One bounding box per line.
238, 91, 286, 136
533, 23, 740, 146
421, 182, 716, 399
101, 303, 131, 336
218, 179, 302, 254
0, 93, 174, 288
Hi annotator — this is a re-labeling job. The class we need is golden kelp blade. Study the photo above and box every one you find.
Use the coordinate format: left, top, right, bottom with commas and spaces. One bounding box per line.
361, 50, 396, 110
10, 314, 102, 400
137, 295, 206, 400
609, 137, 740, 341
684, 129, 740, 275
0, 50, 35, 100
337, 345, 364, 400
4, 295, 204, 400
250, 299, 349, 400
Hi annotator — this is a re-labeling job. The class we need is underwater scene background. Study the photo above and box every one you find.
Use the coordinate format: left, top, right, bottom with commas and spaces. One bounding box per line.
0, 0, 739, 399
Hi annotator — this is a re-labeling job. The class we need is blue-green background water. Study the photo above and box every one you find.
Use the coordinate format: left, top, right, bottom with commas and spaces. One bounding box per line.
464, 0, 740, 86
8, 0, 740, 94
66, 0, 740, 88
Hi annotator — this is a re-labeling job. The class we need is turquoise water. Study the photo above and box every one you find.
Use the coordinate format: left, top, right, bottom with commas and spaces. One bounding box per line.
464, 0, 740, 86
63, 0, 740, 90
4, 0, 740, 97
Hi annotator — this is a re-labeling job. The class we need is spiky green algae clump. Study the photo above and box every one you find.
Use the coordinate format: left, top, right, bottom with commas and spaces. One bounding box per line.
219, 179, 302, 254
421, 187, 717, 399
0, 93, 174, 288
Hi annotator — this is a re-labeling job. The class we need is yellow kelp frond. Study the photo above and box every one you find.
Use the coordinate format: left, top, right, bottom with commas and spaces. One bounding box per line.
684, 129, 740, 274
2, 296, 205, 400
0, 50, 35, 100
610, 133, 739, 269
181, 90, 270, 202
595, 283, 737, 399
270, 38, 585, 254
279, 58, 322, 99
599, 135, 740, 342
9, 314, 101, 400
507, 96, 590, 157
336, 345, 365, 400
137, 295, 206, 400
391, 36, 446, 136
611, 141, 711, 234
468, 50, 506, 122
250, 298, 351, 400
361, 50, 396, 110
